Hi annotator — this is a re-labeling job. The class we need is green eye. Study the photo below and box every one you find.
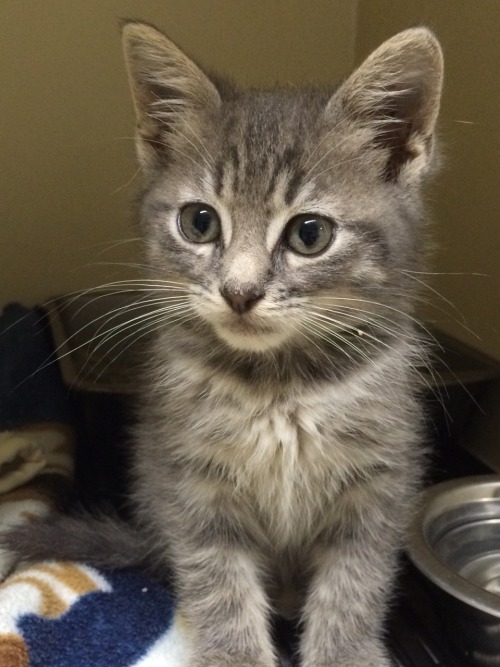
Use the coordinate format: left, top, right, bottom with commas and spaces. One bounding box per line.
285, 214, 335, 255
179, 204, 221, 243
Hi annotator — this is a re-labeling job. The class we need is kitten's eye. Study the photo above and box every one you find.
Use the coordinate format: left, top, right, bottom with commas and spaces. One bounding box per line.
179, 204, 221, 243
285, 214, 335, 255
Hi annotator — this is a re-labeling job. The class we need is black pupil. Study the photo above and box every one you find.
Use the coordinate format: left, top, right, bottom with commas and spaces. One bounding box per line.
299, 219, 321, 246
193, 209, 212, 235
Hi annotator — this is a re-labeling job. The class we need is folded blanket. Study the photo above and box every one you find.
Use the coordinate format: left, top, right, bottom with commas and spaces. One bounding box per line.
0, 305, 74, 582
0, 424, 73, 496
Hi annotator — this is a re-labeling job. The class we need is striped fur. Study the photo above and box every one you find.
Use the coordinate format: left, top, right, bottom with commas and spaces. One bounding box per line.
2, 23, 444, 667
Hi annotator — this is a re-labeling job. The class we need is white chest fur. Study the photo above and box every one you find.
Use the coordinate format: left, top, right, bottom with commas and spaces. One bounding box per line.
166, 349, 408, 548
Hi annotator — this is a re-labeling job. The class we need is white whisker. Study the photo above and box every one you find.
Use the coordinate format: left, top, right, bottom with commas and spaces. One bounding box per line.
112, 167, 141, 194
398, 270, 481, 339
84, 305, 196, 384
146, 137, 214, 191
303, 131, 354, 178
300, 313, 372, 365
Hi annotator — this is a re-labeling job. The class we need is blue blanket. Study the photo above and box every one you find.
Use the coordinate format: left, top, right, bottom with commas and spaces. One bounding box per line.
0, 562, 191, 667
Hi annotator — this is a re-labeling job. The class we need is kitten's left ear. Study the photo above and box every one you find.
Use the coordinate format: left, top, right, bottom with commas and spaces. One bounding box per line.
330, 28, 443, 183
121, 21, 221, 170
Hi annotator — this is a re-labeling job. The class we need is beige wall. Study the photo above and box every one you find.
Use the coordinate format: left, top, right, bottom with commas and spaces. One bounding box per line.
2, 1, 499, 361
0, 0, 357, 308
357, 0, 500, 360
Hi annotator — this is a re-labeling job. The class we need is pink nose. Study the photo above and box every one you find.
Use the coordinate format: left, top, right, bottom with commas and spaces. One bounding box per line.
220, 288, 264, 314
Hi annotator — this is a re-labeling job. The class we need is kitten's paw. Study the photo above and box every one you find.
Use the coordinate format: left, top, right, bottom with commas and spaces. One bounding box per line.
192, 664, 275, 667
190, 652, 276, 667
302, 639, 392, 667
303, 659, 391, 667
193, 664, 274, 667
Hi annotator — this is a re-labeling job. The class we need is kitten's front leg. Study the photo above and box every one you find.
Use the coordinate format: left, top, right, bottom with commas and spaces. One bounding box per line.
299, 481, 404, 667
172, 538, 277, 667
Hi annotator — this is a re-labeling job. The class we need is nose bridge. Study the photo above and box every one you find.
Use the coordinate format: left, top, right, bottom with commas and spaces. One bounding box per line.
221, 225, 271, 293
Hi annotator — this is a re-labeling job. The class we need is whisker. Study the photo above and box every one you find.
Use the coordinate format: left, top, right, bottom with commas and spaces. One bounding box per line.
64, 300, 192, 382
399, 270, 475, 330
401, 270, 490, 278
93, 239, 143, 257
163, 123, 216, 170
311, 299, 481, 416
90, 302, 190, 354
307, 310, 443, 403
303, 131, 354, 178
61, 292, 186, 339
310, 153, 374, 182
87, 261, 154, 274
309, 310, 393, 350
313, 300, 414, 336
70, 292, 187, 344
144, 136, 214, 191
300, 313, 372, 365
315, 296, 444, 349
308, 306, 438, 380
150, 96, 216, 170
287, 320, 337, 366
83, 305, 196, 384
20, 287, 189, 382
331, 286, 480, 342
58, 281, 190, 307
112, 167, 141, 194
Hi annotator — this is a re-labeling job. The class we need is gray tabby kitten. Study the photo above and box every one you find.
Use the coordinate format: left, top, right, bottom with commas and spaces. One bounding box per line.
3, 22, 443, 667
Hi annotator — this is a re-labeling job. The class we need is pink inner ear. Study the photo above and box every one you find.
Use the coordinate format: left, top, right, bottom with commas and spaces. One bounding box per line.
371, 86, 425, 182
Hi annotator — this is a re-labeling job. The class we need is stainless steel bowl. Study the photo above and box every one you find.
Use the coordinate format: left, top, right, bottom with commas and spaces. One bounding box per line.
406, 476, 500, 666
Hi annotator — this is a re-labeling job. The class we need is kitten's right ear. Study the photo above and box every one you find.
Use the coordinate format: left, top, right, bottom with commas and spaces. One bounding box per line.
328, 28, 443, 184
121, 21, 221, 170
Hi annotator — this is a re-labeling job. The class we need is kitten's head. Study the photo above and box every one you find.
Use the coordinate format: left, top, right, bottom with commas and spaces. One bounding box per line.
122, 23, 443, 355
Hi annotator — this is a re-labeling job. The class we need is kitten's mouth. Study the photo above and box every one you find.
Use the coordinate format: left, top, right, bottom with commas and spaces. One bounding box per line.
212, 314, 289, 352
224, 315, 274, 336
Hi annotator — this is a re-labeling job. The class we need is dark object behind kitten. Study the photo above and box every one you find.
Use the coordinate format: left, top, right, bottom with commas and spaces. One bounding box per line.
1, 23, 443, 667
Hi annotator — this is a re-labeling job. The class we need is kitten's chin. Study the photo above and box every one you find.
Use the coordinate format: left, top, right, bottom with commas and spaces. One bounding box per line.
212, 323, 289, 353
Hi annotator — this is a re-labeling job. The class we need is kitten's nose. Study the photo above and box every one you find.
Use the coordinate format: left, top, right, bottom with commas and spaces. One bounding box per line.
220, 287, 264, 314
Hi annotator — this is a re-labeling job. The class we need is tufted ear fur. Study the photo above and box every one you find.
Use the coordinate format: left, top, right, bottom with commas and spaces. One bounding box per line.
121, 21, 221, 171
328, 28, 443, 183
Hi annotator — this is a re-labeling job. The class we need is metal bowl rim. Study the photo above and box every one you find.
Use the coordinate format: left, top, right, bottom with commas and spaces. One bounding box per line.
406, 475, 500, 617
